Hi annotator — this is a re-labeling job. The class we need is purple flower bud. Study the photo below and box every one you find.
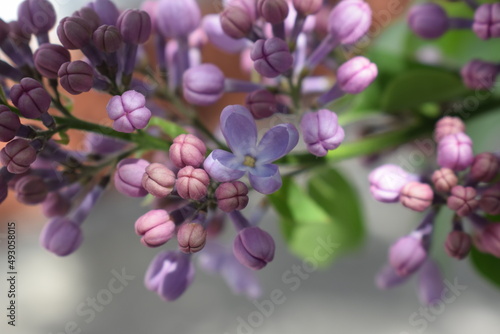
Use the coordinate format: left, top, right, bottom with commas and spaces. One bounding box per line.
400, 182, 434, 212
33, 44, 71, 79
202, 14, 248, 54
293, 0, 322, 16
375, 264, 409, 289
183, 64, 225, 106
417, 260, 445, 306
476, 223, 500, 257
144, 251, 195, 301
369, 164, 417, 203
328, 0, 372, 44
157, 0, 201, 38
87, 0, 120, 26
40, 217, 83, 256
0, 138, 36, 174
169, 134, 207, 168
15, 174, 48, 204
337, 56, 378, 94
114, 158, 150, 197
220, 6, 254, 39
176, 166, 209, 200
0, 105, 21, 142
42, 192, 71, 218
17, 0, 57, 35
431, 168, 458, 193
445, 230, 472, 260
251, 38, 293, 78
447, 186, 478, 217
389, 235, 427, 277
473, 4, 500, 40
460, 59, 499, 90
10, 78, 51, 119
57, 16, 92, 50
117, 9, 152, 45
434, 116, 465, 142
216, 181, 249, 212
257, 0, 289, 24
437, 132, 474, 171
408, 4, 449, 40
106, 90, 152, 133
58, 61, 94, 95
141, 163, 176, 198
178, 223, 207, 254
300, 109, 345, 157
245, 89, 278, 119
227, 0, 259, 21
93, 25, 122, 53
480, 184, 500, 215
8, 20, 30, 45
233, 227, 275, 270
135, 209, 175, 247
470, 153, 499, 183
73, 7, 101, 32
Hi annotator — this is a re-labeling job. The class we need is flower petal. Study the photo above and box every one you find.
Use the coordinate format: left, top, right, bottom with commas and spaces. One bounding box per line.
203, 149, 245, 182
220, 105, 257, 155
249, 164, 282, 194
256, 123, 299, 163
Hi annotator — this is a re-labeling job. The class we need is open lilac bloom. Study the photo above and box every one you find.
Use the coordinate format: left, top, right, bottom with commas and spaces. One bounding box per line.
204, 105, 298, 194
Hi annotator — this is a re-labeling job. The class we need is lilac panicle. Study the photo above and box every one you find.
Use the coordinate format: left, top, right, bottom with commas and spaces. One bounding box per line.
169, 134, 207, 168
369, 164, 418, 203
114, 158, 150, 197
408, 4, 449, 40
300, 109, 345, 157
40, 217, 83, 256
204, 105, 298, 194
0, 138, 37, 174
58, 61, 94, 95
157, 0, 201, 38
437, 133, 474, 171
233, 226, 275, 270
106, 90, 152, 133
135, 209, 175, 247
250, 38, 293, 78
10, 78, 51, 119
202, 14, 249, 54
417, 260, 445, 306
87, 0, 120, 26
34, 44, 71, 79
0, 106, 21, 142
473, 4, 500, 40
142, 163, 176, 198
182, 64, 225, 106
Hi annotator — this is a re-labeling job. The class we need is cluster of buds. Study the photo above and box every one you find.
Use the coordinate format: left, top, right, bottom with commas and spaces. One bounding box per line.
371, 116, 500, 304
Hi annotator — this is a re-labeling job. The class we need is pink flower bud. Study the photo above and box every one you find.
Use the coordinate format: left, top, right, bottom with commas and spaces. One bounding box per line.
215, 181, 249, 212
433, 116, 465, 142
245, 89, 278, 119
445, 230, 472, 260
135, 209, 175, 247
389, 235, 427, 277
142, 163, 176, 198
369, 164, 417, 203
182, 64, 225, 106
40, 217, 83, 256
447, 186, 478, 217
328, 0, 372, 45
400, 182, 434, 212
15, 175, 48, 205
437, 133, 474, 171
461, 59, 499, 91
470, 153, 499, 183
177, 222, 207, 253
300, 109, 345, 157
220, 5, 254, 39
0, 138, 37, 174
479, 184, 500, 215
476, 223, 500, 258
431, 168, 458, 193
257, 0, 289, 24
233, 227, 275, 270
42, 192, 71, 218
169, 134, 207, 168
176, 166, 209, 200
337, 56, 378, 94
293, 0, 323, 16
106, 90, 152, 133
114, 158, 150, 197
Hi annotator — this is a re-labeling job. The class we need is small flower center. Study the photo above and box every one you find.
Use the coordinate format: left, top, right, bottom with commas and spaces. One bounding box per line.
243, 155, 256, 167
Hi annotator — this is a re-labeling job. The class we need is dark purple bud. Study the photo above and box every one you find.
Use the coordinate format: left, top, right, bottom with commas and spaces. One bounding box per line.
293, 0, 322, 16
437, 132, 474, 171
87, 0, 120, 26
116, 9, 152, 45
114, 158, 150, 197
461, 59, 499, 90
447, 186, 478, 217
58, 61, 94, 95
40, 217, 83, 256
434, 116, 465, 142
257, 0, 289, 24
476, 222, 500, 258
431, 168, 458, 193
157, 0, 201, 38
34, 43, 71, 79
0, 105, 21, 142
470, 153, 499, 183
142, 163, 176, 198
233, 227, 275, 270
178, 222, 207, 253
328, 0, 372, 44
106, 90, 152, 133
57, 16, 92, 50
169, 134, 207, 168
245, 89, 278, 119
0, 138, 37, 174
93, 25, 122, 53
473, 4, 500, 40
182, 64, 225, 106
251, 38, 293, 78
227, 0, 259, 21
408, 4, 449, 40
221, 6, 254, 39
15, 174, 48, 204
445, 230, 472, 260
42, 191, 71, 218
135, 209, 175, 247
10, 78, 51, 119
216, 181, 249, 212
337, 56, 378, 94
73, 7, 101, 32
84, 133, 128, 155
480, 184, 500, 215
17, 0, 57, 35
400, 182, 434, 212
300, 109, 345, 157
176, 166, 209, 200
8, 21, 31, 45
389, 234, 427, 277
202, 14, 248, 54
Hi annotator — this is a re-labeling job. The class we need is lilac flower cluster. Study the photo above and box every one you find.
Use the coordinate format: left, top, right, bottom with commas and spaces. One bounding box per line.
370, 116, 500, 304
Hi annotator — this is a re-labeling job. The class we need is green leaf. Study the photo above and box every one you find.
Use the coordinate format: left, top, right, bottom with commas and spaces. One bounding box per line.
470, 246, 500, 288
148, 117, 187, 139
381, 68, 466, 112
269, 168, 365, 266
